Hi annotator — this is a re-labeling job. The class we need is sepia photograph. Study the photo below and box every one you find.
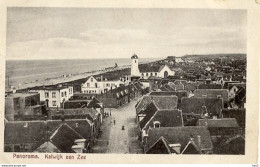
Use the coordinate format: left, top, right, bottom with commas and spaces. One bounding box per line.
0, 0, 258, 164
3, 7, 248, 155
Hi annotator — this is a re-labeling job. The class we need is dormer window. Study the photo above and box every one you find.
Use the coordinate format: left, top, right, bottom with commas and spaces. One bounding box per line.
153, 121, 161, 128
91, 78, 93, 82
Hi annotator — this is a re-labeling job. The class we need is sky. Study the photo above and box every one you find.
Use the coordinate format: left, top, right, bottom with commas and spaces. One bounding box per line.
6, 8, 247, 60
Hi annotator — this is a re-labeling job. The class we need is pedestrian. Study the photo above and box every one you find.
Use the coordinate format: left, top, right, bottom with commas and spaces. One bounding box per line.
113, 119, 116, 125
110, 111, 111, 116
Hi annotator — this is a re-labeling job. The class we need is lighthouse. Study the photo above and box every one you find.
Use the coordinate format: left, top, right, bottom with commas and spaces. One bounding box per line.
131, 54, 140, 76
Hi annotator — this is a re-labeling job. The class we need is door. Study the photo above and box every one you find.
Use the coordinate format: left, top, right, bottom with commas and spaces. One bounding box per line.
164, 71, 168, 78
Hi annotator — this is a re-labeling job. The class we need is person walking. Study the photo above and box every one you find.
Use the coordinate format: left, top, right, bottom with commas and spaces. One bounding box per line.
113, 119, 116, 125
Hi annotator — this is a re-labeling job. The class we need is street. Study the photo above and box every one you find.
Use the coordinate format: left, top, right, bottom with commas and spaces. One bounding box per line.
93, 98, 143, 154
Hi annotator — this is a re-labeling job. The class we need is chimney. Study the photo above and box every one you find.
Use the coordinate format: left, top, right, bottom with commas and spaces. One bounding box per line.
169, 143, 181, 154
197, 135, 201, 148
12, 89, 17, 94
23, 122, 28, 128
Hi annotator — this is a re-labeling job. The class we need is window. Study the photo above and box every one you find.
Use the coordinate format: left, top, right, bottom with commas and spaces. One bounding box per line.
95, 83, 98, 88
142, 73, 144, 76
150, 73, 153, 76
52, 92, 56, 98
52, 101, 57, 106
146, 73, 148, 76
91, 78, 93, 82
87, 83, 90, 87
69, 88, 72, 94
61, 92, 64, 97
106, 83, 110, 87
155, 73, 157, 76
45, 92, 49, 98
153, 121, 160, 128
65, 91, 67, 97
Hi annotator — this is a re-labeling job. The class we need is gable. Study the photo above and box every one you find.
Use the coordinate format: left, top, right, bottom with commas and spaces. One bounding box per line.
182, 141, 201, 154
50, 124, 83, 153
146, 137, 173, 154
86, 76, 98, 83
34, 141, 61, 153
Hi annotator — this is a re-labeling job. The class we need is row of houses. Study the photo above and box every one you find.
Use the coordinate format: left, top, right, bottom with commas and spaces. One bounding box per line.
135, 85, 245, 154
4, 90, 106, 153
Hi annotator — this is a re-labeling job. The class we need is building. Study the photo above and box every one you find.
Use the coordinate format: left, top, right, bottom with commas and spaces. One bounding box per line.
28, 84, 73, 108
181, 97, 224, 125
4, 119, 94, 153
81, 75, 123, 94
5, 92, 46, 121
130, 54, 176, 79
144, 127, 213, 154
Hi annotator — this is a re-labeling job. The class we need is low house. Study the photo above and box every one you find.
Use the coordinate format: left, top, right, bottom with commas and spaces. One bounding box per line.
135, 95, 178, 118
149, 91, 188, 109
28, 84, 73, 108
4, 119, 94, 153
137, 101, 183, 139
145, 127, 213, 154
5, 92, 46, 121
194, 89, 229, 107
197, 84, 222, 89
51, 108, 101, 139
181, 97, 223, 125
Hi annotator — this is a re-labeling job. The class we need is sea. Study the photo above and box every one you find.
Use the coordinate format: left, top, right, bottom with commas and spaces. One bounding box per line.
5, 58, 160, 88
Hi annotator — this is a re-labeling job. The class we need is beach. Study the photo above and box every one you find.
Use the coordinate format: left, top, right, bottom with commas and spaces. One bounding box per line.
6, 58, 159, 90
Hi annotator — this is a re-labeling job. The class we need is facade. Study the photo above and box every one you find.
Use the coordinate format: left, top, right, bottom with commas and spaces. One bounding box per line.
28, 85, 73, 108
81, 75, 122, 94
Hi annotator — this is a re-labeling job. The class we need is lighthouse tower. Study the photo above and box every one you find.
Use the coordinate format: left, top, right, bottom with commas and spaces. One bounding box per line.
131, 54, 140, 76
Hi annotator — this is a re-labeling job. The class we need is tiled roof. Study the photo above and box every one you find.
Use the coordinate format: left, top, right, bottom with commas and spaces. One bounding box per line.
4, 119, 92, 148
168, 83, 184, 91
181, 97, 223, 116
222, 109, 245, 128
63, 100, 89, 109
185, 82, 198, 92
194, 89, 229, 102
143, 109, 183, 131
150, 91, 188, 108
50, 123, 84, 153
173, 80, 188, 85
196, 118, 239, 128
139, 102, 159, 130
146, 126, 213, 152
136, 95, 178, 114
198, 84, 222, 89
139, 64, 161, 73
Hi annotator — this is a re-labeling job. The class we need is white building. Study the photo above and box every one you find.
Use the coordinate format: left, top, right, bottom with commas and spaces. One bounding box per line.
28, 85, 73, 108
81, 75, 123, 94
130, 54, 175, 79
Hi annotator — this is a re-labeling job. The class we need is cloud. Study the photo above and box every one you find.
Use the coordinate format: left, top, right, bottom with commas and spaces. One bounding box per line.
7, 26, 246, 60
80, 28, 151, 44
